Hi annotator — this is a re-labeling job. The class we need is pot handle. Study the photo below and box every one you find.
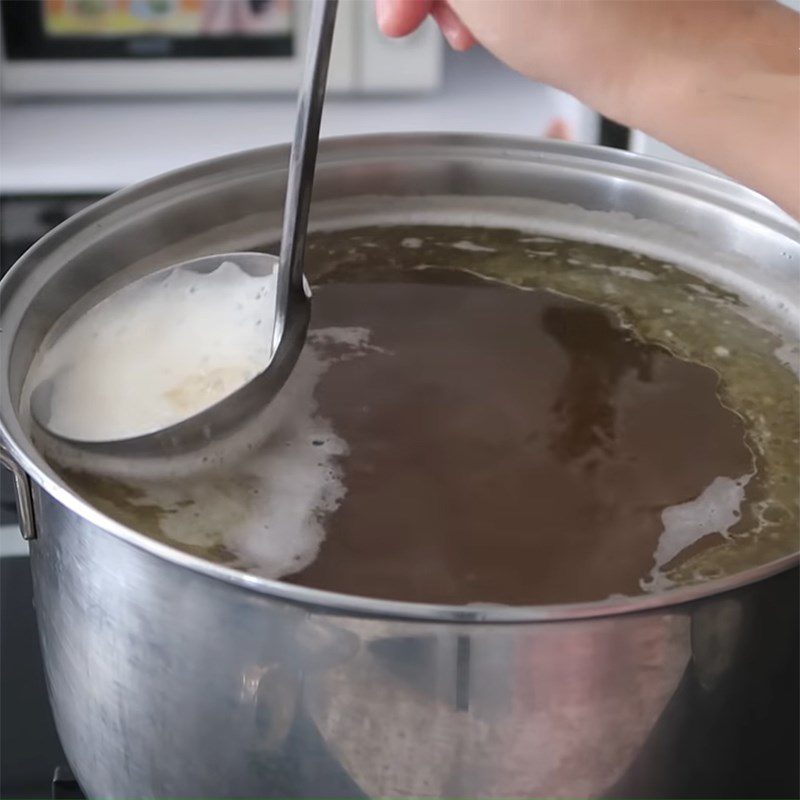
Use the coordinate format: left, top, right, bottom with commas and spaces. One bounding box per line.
0, 444, 37, 541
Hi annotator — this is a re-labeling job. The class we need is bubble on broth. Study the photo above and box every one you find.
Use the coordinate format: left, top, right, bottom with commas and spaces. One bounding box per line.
451, 240, 497, 253
643, 473, 753, 593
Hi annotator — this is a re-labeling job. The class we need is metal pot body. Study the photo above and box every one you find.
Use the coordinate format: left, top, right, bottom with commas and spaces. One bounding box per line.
30, 491, 799, 798
1, 135, 798, 797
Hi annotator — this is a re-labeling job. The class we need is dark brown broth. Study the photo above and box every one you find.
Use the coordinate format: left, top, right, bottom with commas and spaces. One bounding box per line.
286, 275, 751, 604
57, 226, 798, 605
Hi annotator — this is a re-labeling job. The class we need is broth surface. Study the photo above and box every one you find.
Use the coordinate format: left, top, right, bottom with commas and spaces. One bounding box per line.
55, 226, 800, 604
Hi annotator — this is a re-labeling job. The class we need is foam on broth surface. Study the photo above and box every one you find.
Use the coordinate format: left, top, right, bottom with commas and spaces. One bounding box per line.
38, 226, 799, 604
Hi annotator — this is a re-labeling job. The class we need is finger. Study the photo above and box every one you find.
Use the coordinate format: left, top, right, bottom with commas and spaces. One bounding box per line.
544, 118, 572, 141
430, 1, 476, 51
376, 0, 433, 37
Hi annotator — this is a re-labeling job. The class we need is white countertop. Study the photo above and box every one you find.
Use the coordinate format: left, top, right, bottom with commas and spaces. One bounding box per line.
0, 48, 597, 195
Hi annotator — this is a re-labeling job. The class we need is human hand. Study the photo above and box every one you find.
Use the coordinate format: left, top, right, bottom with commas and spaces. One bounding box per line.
376, 0, 800, 218
374, 0, 657, 109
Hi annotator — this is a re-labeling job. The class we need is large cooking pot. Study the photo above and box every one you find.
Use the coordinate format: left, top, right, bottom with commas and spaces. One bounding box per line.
1, 135, 798, 798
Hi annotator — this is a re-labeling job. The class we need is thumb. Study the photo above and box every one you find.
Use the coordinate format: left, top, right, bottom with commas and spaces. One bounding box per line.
376, 0, 433, 37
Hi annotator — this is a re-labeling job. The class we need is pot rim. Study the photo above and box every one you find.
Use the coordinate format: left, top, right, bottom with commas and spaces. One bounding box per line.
2, 132, 798, 624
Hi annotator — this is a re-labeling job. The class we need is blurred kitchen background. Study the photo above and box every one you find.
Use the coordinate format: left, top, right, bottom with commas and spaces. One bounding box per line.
0, 0, 782, 797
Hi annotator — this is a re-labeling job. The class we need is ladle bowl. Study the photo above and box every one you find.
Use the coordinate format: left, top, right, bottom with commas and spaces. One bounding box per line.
29, 251, 311, 480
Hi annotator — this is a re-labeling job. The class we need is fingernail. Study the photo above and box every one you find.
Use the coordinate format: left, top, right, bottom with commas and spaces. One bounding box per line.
439, 17, 462, 48
376, 0, 393, 32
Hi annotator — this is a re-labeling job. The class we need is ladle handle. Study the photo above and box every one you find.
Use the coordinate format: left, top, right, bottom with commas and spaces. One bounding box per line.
274, 0, 337, 353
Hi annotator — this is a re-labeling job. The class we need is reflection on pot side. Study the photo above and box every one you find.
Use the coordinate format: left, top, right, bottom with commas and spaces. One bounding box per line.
57, 226, 800, 605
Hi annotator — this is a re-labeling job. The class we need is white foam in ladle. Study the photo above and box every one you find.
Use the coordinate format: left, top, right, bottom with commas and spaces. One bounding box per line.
29, 259, 278, 443
28, 0, 337, 480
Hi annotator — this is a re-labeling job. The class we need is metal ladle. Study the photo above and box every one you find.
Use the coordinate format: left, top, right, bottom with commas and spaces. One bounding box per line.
30, 0, 338, 480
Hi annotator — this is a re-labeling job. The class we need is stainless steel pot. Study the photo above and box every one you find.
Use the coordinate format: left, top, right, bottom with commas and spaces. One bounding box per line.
1, 135, 798, 798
